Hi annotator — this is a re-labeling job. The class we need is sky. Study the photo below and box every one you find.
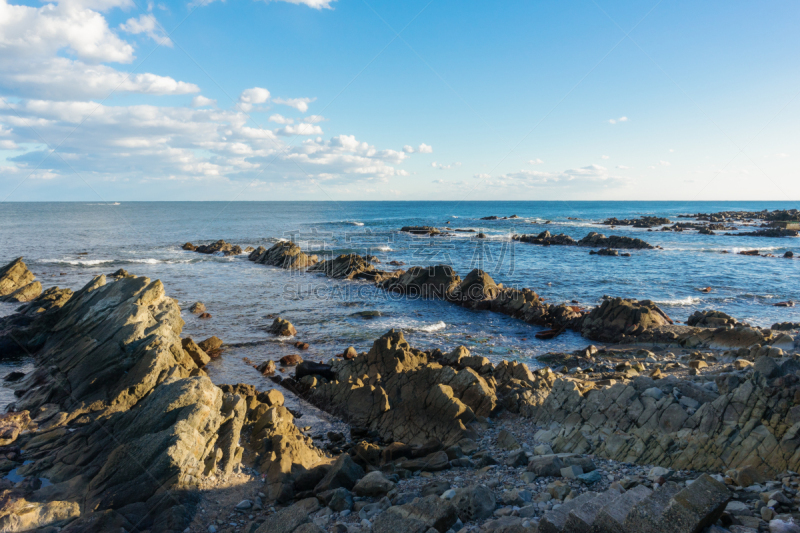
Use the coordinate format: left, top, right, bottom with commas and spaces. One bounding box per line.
0, 0, 798, 201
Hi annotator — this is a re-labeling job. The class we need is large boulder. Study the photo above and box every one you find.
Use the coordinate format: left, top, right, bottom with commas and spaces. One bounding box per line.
250, 241, 318, 269
308, 253, 398, 283
0, 257, 41, 302
193, 240, 242, 256
379, 265, 461, 299
577, 232, 654, 250
580, 297, 673, 342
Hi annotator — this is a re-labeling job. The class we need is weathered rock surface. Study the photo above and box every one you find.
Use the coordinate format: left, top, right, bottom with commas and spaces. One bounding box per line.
193, 239, 243, 256
269, 317, 297, 337
308, 253, 399, 283
580, 297, 673, 342
249, 241, 318, 269
306, 330, 496, 446
0, 257, 42, 303
578, 232, 654, 250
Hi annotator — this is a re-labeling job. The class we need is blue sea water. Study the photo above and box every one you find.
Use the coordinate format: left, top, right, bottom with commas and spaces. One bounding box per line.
1, 201, 799, 409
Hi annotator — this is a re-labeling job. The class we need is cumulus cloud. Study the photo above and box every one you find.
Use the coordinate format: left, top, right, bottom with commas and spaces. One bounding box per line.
194, 0, 335, 8
119, 14, 172, 46
418, 143, 433, 153
239, 87, 270, 111
303, 115, 325, 123
273, 97, 315, 113
608, 116, 629, 124
0, 0, 198, 100
276, 123, 323, 136
528, 158, 543, 164
658, 160, 670, 166
191, 95, 216, 108
403, 145, 415, 153
269, 114, 293, 124
601, 155, 609, 160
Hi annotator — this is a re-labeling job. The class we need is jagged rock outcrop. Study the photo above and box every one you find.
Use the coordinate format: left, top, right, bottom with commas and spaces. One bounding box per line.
602, 216, 671, 228
577, 232, 654, 250
687, 310, 746, 328
400, 226, 441, 236
308, 254, 399, 283
193, 240, 243, 256
0, 274, 276, 530
249, 241, 318, 269
513, 231, 576, 246
526, 358, 800, 479
580, 298, 673, 342
0, 257, 42, 303
379, 265, 461, 299
305, 330, 496, 446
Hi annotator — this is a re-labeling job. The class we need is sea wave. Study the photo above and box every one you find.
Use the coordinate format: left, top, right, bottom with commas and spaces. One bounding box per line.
40, 258, 113, 266
653, 296, 701, 306
375, 246, 393, 252
415, 321, 447, 332
348, 222, 365, 226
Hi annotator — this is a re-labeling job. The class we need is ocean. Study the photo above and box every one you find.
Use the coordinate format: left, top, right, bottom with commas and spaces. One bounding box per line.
1, 201, 798, 410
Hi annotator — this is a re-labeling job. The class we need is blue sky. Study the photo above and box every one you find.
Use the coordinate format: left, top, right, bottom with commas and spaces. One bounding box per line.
0, 0, 798, 201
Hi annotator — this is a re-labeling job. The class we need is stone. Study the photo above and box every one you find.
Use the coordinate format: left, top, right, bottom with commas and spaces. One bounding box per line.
254, 498, 320, 533
505, 449, 529, 467
533, 444, 554, 455
547, 480, 571, 500
372, 495, 458, 533
198, 335, 223, 357
561, 465, 583, 479
353, 471, 396, 497
564, 489, 622, 533
358, 497, 391, 520
0, 411, 32, 446
182, 337, 211, 367
257, 360, 276, 375
539, 491, 597, 533
0, 258, 36, 298
280, 354, 303, 366
577, 470, 603, 484
594, 485, 653, 533
527, 455, 564, 477
421, 480, 451, 498
497, 429, 520, 450
451, 485, 496, 521
189, 302, 206, 314
269, 317, 297, 337
342, 346, 358, 359
314, 454, 365, 494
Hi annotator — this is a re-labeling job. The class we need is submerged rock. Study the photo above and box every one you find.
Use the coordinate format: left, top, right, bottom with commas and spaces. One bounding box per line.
249, 241, 318, 269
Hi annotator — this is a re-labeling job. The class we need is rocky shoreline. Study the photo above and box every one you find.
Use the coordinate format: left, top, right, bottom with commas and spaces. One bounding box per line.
2, 253, 800, 533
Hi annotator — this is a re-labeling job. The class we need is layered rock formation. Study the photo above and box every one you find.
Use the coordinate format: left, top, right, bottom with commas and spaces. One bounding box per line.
0, 272, 325, 529
248, 241, 318, 269
308, 254, 399, 283
601, 216, 672, 228
0, 257, 42, 303
304, 330, 497, 446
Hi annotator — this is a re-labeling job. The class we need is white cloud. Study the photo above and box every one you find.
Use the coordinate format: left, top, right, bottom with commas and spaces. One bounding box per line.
303, 115, 325, 123
528, 158, 543, 164
273, 97, 315, 113
658, 160, 670, 166
601, 155, 609, 160
239, 87, 271, 112
608, 116, 628, 124
269, 114, 294, 124
431, 161, 461, 170
768, 153, 790, 158
0, 0, 198, 100
474, 173, 491, 179
616, 165, 630, 169
403, 145, 415, 153
194, 0, 334, 8
418, 143, 433, 153
276, 123, 323, 136
119, 14, 172, 47
0, 139, 19, 150
191, 95, 216, 108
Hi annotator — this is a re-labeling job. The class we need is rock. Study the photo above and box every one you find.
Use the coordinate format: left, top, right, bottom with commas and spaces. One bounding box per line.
359, 496, 391, 520
319, 487, 353, 512
353, 471, 396, 497
372, 495, 458, 533
269, 317, 297, 337
421, 480, 451, 497
251, 241, 318, 269
578, 232, 654, 250
451, 485, 496, 522
0, 258, 36, 298
189, 302, 206, 314
182, 337, 211, 367
577, 470, 603, 484
400, 226, 441, 236
769, 519, 800, 533
0, 411, 32, 445
580, 297, 673, 342
280, 354, 303, 366
754, 355, 779, 377
527, 455, 564, 477
505, 449, 529, 467
236, 500, 253, 510
1, 281, 43, 303
315, 454, 365, 494
540, 491, 597, 533
342, 346, 358, 359
257, 360, 276, 375
254, 498, 320, 533
0, 500, 80, 532
198, 336, 223, 357
182, 242, 196, 251
561, 465, 583, 479
193, 239, 243, 256
548, 480, 572, 500
497, 429, 520, 450
593, 485, 653, 533
309, 330, 496, 446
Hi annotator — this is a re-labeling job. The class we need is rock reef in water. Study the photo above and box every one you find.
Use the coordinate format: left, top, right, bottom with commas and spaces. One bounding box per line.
0, 257, 42, 303
601, 216, 672, 228
513, 231, 654, 250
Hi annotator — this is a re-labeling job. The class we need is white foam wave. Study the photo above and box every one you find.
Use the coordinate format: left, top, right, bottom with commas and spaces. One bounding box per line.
40, 258, 113, 266
375, 246, 393, 252
416, 321, 447, 332
653, 296, 700, 306
128, 258, 160, 264
347, 221, 365, 226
